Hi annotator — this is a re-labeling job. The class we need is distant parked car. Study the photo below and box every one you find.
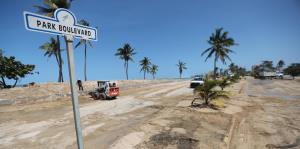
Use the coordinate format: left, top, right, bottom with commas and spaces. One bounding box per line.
276, 72, 284, 79
190, 77, 204, 88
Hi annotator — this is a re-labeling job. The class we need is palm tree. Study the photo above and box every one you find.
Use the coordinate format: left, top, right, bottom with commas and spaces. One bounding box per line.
115, 43, 136, 80
262, 60, 274, 71
219, 68, 223, 77
215, 67, 219, 77
177, 60, 187, 79
0, 49, 3, 88
228, 63, 240, 76
277, 60, 285, 72
40, 37, 62, 81
34, 0, 73, 17
192, 80, 228, 106
284, 63, 300, 80
35, 0, 74, 82
202, 28, 236, 79
218, 77, 231, 90
140, 57, 151, 80
150, 64, 159, 79
75, 19, 92, 81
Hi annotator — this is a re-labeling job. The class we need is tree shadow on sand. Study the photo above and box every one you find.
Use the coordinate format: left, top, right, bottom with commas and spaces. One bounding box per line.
190, 102, 219, 110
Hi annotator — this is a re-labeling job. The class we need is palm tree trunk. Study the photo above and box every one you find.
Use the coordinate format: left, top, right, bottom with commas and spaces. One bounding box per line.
54, 55, 60, 82
205, 97, 209, 105
191, 98, 197, 106
126, 61, 128, 80
144, 71, 146, 80
12, 79, 18, 88
84, 43, 87, 81
213, 56, 217, 80
56, 35, 64, 82
1, 77, 6, 88
124, 61, 128, 80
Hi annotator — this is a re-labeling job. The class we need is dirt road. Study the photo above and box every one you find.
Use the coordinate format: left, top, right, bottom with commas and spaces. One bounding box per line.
0, 78, 300, 149
229, 78, 300, 149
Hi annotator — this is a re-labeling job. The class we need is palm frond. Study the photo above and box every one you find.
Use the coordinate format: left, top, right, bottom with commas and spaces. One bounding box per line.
87, 41, 93, 47
78, 19, 90, 26
39, 37, 59, 59
35, 0, 73, 16
201, 47, 212, 56
33, 5, 54, 16
223, 54, 232, 63
205, 49, 215, 61
75, 40, 83, 48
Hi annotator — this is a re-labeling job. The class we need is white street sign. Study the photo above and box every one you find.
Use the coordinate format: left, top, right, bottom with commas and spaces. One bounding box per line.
23, 8, 97, 149
24, 8, 97, 41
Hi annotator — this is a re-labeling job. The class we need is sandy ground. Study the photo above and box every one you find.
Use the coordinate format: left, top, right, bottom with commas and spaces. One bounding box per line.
0, 78, 300, 149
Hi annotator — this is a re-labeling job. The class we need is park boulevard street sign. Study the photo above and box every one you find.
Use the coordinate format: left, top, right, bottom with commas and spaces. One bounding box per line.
24, 8, 97, 41
23, 8, 98, 149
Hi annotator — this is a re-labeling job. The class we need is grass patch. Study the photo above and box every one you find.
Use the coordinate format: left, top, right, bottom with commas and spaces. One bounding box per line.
212, 98, 225, 108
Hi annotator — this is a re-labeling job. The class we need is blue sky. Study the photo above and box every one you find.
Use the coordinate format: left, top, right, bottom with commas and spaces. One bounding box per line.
1, 0, 300, 84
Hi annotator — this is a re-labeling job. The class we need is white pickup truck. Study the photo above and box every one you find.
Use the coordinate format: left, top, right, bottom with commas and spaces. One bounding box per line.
259, 71, 276, 79
190, 77, 204, 88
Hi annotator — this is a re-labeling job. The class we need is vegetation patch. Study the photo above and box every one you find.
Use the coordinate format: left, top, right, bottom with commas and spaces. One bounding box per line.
191, 80, 229, 108
212, 98, 225, 108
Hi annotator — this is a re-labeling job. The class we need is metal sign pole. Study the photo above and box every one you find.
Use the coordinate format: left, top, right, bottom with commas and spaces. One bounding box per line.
24, 8, 97, 149
64, 35, 84, 149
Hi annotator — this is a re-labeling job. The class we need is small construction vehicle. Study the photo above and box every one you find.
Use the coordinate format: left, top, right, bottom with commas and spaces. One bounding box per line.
89, 81, 119, 100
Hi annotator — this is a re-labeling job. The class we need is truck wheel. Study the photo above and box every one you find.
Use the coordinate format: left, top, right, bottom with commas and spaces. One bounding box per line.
100, 93, 107, 100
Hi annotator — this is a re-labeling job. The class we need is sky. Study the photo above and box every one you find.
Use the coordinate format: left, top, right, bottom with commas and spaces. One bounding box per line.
0, 0, 300, 84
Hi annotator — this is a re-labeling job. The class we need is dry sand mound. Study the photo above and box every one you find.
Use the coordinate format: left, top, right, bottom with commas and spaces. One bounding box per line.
0, 80, 177, 105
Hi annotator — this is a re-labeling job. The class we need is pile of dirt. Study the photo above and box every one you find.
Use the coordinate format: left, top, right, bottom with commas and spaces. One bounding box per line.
0, 80, 176, 105
0, 83, 72, 105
